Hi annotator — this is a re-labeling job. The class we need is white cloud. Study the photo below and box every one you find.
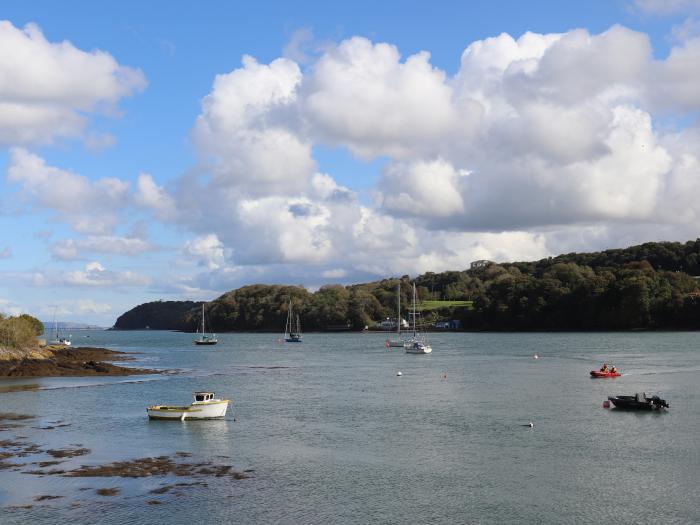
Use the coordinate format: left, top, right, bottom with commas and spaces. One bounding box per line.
51, 236, 155, 260
192, 55, 314, 197
74, 299, 112, 315
0, 20, 146, 146
380, 159, 465, 218
303, 37, 467, 159
62, 261, 151, 287
11, 26, 700, 298
321, 268, 347, 279
634, 0, 700, 15
183, 234, 226, 269
134, 173, 176, 220
8, 148, 130, 234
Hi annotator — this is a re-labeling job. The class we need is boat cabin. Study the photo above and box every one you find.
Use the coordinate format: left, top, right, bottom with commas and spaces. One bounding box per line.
193, 392, 216, 403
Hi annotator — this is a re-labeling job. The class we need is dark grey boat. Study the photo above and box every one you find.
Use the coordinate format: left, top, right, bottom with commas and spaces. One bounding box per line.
608, 393, 669, 410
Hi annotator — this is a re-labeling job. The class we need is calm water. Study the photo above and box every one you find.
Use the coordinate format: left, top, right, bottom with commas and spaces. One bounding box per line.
1, 331, 699, 524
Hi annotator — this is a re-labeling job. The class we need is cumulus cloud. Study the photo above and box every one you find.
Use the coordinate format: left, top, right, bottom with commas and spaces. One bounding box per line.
51, 236, 155, 260
380, 159, 466, 218
73, 299, 112, 315
192, 55, 314, 197
303, 37, 469, 159
62, 261, 151, 287
0, 20, 146, 146
634, 0, 700, 15
171, 26, 700, 286
134, 173, 176, 220
11, 25, 700, 296
183, 234, 226, 269
8, 148, 130, 234
0, 262, 151, 289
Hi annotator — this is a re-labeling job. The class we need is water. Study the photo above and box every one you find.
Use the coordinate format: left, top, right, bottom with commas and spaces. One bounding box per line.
1, 331, 699, 524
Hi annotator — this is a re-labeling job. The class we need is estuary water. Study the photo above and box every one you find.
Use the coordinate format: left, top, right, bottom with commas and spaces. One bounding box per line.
1, 330, 699, 524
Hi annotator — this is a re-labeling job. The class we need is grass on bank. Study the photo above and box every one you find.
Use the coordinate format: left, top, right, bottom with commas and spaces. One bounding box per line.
417, 300, 474, 311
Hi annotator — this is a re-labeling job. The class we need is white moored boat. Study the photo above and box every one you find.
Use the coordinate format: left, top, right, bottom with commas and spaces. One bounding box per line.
404, 283, 432, 354
386, 283, 408, 348
147, 392, 229, 420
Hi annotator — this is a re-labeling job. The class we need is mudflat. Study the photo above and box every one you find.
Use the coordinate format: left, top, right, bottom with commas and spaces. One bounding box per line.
0, 347, 158, 378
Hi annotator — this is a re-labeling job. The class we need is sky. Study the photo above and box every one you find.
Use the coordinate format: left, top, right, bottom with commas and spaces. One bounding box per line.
2, 0, 700, 325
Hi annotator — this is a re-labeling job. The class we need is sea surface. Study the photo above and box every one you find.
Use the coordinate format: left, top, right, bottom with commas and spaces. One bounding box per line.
1, 330, 699, 524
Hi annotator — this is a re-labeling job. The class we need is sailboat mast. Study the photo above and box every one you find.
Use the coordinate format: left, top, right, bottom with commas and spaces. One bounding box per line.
202, 304, 205, 335
397, 283, 401, 336
412, 283, 417, 337
286, 300, 292, 335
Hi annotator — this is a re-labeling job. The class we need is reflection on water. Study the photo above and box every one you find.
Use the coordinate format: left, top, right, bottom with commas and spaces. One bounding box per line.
0, 383, 40, 393
1, 330, 699, 524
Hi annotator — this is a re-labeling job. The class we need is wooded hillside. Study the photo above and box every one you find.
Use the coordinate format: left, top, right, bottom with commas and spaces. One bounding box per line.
113, 239, 700, 331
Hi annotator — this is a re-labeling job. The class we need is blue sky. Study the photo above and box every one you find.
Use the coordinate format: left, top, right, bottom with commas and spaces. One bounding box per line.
2, 0, 700, 325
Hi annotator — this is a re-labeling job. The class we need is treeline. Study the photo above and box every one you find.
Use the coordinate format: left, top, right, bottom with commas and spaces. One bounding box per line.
0, 314, 44, 350
114, 239, 700, 332
112, 300, 203, 330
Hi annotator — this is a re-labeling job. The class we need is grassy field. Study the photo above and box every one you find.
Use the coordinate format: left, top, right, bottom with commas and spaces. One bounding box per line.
418, 300, 473, 311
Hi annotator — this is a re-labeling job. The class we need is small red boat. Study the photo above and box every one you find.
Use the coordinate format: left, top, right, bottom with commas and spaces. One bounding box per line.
590, 370, 622, 378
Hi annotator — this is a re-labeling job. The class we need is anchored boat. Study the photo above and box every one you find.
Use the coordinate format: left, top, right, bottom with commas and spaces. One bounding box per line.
284, 299, 303, 343
147, 392, 229, 420
608, 393, 668, 410
404, 283, 432, 354
194, 304, 217, 345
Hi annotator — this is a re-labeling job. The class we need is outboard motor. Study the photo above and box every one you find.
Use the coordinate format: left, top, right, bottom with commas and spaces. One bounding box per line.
650, 395, 669, 409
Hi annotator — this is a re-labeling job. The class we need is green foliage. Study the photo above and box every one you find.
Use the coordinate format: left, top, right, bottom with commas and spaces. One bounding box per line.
115, 239, 700, 332
0, 313, 43, 349
113, 301, 203, 330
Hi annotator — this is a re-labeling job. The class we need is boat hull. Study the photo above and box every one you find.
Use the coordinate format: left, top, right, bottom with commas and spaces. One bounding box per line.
405, 341, 432, 354
608, 396, 668, 410
147, 400, 229, 420
194, 340, 218, 345
590, 371, 621, 378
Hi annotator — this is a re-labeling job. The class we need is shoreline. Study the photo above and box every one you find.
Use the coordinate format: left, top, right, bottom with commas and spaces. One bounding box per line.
0, 346, 160, 378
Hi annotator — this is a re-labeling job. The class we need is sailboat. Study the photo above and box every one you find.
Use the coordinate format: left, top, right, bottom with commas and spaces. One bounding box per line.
386, 283, 406, 348
194, 304, 217, 345
48, 309, 71, 346
284, 300, 302, 343
404, 283, 432, 354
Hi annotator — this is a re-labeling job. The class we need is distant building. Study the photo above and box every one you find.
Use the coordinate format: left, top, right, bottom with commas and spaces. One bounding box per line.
470, 260, 494, 270
434, 320, 462, 330
376, 317, 409, 330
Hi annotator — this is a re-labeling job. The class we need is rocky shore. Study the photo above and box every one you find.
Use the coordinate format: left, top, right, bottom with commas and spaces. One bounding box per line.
0, 346, 158, 378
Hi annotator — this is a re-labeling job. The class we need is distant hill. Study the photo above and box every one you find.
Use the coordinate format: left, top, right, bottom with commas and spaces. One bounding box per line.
114, 239, 700, 332
112, 300, 203, 330
41, 321, 105, 331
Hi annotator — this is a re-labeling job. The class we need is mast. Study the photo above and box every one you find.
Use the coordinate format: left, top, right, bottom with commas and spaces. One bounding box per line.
286, 300, 292, 336
397, 283, 401, 336
412, 283, 417, 338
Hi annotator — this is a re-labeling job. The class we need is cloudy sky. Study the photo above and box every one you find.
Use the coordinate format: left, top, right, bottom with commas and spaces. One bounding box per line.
2, 0, 700, 325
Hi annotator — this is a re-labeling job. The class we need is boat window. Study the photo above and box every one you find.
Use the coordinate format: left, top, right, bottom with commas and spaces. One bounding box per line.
195, 395, 204, 402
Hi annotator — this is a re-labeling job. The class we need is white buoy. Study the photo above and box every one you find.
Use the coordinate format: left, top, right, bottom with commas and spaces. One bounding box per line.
533, 354, 539, 359
528, 421, 534, 428
397, 371, 402, 377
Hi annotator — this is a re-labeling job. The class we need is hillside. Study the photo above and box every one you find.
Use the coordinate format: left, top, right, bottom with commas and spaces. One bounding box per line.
114, 239, 700, 332
112, 300, 203, 330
